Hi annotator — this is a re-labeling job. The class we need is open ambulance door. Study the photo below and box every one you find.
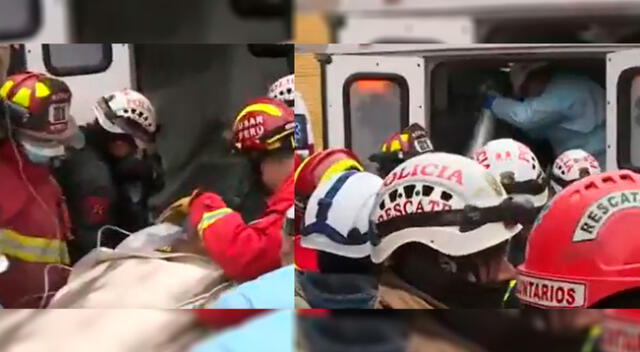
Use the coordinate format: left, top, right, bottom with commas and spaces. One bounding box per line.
24, 44, 133, 125
322, 54, 426, 168
606, 49, 640, 172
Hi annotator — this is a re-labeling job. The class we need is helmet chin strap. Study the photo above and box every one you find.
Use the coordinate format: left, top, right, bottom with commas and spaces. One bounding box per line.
390, 243, 510, 308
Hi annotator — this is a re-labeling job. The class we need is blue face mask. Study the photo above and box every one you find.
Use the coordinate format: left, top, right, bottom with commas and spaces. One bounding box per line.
24, 149, 54, 165
19, 139, 65, 166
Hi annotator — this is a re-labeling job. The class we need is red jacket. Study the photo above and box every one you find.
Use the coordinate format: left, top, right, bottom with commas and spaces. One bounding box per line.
196, 309, 269, 330
0, 140, 71, 308
190, 172, 294, 282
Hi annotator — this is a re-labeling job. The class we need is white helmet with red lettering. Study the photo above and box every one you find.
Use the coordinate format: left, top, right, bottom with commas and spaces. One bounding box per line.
473, 139, 548, 208
268, 74, 295, 107
550, 149, 602, 193
93, 88, 158, 145
370, 152, 529, 264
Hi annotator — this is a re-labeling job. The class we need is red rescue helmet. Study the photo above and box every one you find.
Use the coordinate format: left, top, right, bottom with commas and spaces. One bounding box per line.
295, 148, 364, 200
517, 171, 640, 308
232, 97, 295, 154
601, 310, 640, 352
369, 123, 434, 176
293, 148, 364, 272
1, 71, 77, 143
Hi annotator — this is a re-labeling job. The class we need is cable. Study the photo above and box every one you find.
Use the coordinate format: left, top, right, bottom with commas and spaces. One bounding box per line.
3, 103, 69, 309
96, 225, 132, 251
5, 110, 63, 243
40, 263, 72, 308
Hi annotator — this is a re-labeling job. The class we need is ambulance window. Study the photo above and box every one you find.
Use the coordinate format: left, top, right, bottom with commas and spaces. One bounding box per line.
0, 0, 39, 40
345, 75, 408, 168
43, 44, 113, 77
617, 68, 640, 170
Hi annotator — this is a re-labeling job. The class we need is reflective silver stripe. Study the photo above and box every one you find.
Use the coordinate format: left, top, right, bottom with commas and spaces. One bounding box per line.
197, 208, 234, 236
0, 230, 69, 264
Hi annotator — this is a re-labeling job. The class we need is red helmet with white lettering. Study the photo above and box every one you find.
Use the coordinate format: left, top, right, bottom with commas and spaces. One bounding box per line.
370, 152, 526, 264
517, 171, 640, 308
550, 149, 601, 194
601, 310, 640, 352
232, 97, 295, 154
1, 72, 77, 141
474, 139, 548, 208
1, 71, 81, 157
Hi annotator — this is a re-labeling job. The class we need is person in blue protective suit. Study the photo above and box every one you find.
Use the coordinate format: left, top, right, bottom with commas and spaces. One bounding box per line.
191, 310, 294, 352
208, 206, 295, 309
297, 170, 383, 309
484, 62, 606, 166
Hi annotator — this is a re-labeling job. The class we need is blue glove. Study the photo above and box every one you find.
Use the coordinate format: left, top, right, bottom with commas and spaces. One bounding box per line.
483, 95, 498, 110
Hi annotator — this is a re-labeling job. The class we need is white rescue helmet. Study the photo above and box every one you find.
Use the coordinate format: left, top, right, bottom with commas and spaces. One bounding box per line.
93, 89, 158, 145
550, 149, 602, 193
370, 152, 523, 264
268, 74, 315, 157
474, 138, 548, 208
268, 74, 295, 106
303, 170, 383, 259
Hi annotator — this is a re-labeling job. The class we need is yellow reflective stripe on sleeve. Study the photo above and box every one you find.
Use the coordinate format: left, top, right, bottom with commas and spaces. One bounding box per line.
34, 82, 51, 98
235, 103, 283, 124
197, 208, 234, 237
0, 229, 70, 264
581, 325, 602, 352
0, 80, 14, 98
12, 87, 32, 108
502, 279, 517, 306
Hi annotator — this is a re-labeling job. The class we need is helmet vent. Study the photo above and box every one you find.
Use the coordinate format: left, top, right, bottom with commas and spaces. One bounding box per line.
440, 191, 453, 202
602, 176, 615, 184
422, 185, 434, 197
619, 173, 634, 182
584, 182, 598, 191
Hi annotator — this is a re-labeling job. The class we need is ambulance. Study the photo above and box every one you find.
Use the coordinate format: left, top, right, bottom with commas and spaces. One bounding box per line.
0, 0, 290, 43
296, 0, 640, 44
296, 43, 640, 174
3, 43, 292, 217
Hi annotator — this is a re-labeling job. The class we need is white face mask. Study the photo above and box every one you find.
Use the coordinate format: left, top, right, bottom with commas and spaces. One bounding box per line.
24, 148, 54, 165
19, 139, 65, 165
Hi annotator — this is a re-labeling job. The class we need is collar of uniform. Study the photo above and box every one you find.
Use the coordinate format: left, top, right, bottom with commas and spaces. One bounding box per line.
376, 270, 447, 309
0, 139, 50, 180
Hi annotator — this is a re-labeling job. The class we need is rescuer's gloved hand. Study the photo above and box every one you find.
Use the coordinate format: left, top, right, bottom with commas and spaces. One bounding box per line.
483, 94, 498, 110
157, 189, 203, 225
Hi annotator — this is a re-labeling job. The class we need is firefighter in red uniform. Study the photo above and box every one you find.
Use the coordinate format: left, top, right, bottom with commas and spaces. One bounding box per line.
0, 72, 79, 308
188, 97, 295, 281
